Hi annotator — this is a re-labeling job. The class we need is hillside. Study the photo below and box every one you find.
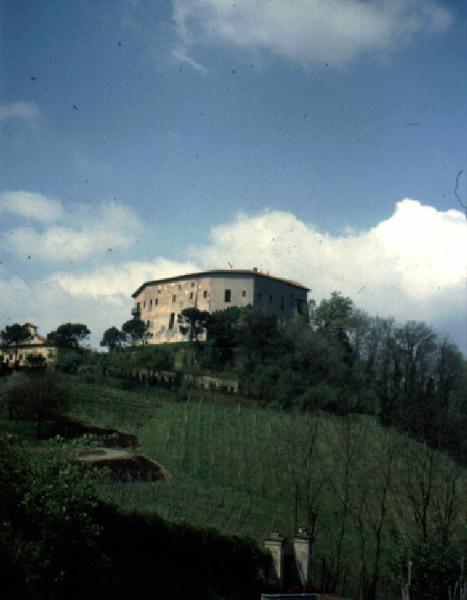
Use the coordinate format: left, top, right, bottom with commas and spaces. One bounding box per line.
64, 375, 467, 599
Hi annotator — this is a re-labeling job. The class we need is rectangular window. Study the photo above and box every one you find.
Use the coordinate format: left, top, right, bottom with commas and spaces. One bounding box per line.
155, 298, 158, 306
191, 282, 195, 288
280, 297, 285, 310
169, 313, 175, 329
149, 299, 153, 309
203, 290, 208, 299
242, 290, 246, 297
269, 294, 273, 304
143, 300, 146, 309
190, 292, 194, 300
224, 289, 231, 303
158, 288, 161, 294
172, 295, 177, 303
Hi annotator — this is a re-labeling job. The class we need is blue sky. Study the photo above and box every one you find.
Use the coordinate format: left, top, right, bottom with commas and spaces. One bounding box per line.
0, 0, 466, 351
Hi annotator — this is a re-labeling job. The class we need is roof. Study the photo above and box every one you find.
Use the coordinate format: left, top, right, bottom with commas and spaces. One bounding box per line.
132, 269, 310, 298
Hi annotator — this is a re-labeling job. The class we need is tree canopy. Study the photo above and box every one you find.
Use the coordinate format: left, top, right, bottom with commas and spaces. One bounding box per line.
122, 318, 152, 345
178, 308, 210, 342
47, 323, 91, 349
0, 323, 32, 346
101, 326, 126, 351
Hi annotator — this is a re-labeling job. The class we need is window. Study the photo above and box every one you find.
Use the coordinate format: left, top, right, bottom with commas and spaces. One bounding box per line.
169, 313, 175, 329
269, 294, 273, 304
190, 292, 194, 300
149, 299, 153, 309
203, 290, 208, 299
178, 284, 181, 289
224, 289, 231, 302
191, 281, 195, 288
242, 290, 246, 297
172, 295, 177, 302
158, 288, 161, 294
290, 295, 294, 307
155, 298, 158, 306
281, 296, 285, 310
143, 300, 146, 308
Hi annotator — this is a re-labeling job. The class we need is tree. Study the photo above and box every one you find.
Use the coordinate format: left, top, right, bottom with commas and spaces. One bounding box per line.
0, 323, 32, 367
178, 308, 210, 342
122, 318, 152, 345
235, 306, 283, 365
47, 322, 90, 350
311, 293, 359, 376
100, 326, 126, 351
202, 306, 242, 369
311, 292, 355, 333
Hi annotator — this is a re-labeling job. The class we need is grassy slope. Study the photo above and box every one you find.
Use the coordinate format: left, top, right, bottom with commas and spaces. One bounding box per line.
5, 374, 465, 596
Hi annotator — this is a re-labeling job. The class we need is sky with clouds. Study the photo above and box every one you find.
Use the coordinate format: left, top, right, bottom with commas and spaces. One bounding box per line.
0, 0, 466, 352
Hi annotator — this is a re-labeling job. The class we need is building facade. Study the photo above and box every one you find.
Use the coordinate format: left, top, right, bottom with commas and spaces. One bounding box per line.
131, 269, 309, 344
0, 323, 57, 368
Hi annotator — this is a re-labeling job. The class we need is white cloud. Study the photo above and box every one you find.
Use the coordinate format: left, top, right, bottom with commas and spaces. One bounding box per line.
192, 199, 466, 327
0, 191, 63, 223
173, 0, 452, 67
1, 195, 144, 262
52, 258, 199, 298
0, 259, 200, 346
0, 274, 132, 347
0, 101, 40, 122
172, 48, 208, 73
0, 196, 465, 351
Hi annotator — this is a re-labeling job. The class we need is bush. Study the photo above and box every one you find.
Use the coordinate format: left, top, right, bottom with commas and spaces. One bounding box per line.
0, 436, 106, 599
5, 372, 70, 437
396, 541, 464, 600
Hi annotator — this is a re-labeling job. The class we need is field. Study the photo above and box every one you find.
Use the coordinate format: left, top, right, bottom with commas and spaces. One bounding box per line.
3, 374, 466, 597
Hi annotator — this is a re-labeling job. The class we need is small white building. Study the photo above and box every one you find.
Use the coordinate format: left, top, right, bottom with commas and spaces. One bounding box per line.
0, 323, 57, 368
131, 269, 309, 344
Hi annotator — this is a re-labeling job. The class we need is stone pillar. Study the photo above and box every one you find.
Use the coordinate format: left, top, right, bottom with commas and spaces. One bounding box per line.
264, 532, 285, 588
293, 528, 312, 587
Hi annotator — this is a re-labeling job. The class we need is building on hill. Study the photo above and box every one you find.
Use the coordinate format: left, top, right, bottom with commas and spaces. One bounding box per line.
0, 323, 57, 368
131, 268, 309, 344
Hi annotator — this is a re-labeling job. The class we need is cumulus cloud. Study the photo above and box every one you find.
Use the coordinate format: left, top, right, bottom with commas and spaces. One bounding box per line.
0, 194, 144, 262
0, 273, 132, 347
52, 258, 199, 298
0, 101, 40, 121
192, 199, 466, 329
0, 191, 63, 223
0, 195, 465, 351
173, 0, 452, 67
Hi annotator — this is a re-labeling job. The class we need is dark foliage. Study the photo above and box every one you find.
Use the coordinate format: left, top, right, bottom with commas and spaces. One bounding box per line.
47, 323, 90, 350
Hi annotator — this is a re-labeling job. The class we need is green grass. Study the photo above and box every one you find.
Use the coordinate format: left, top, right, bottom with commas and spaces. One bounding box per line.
4, 373, 467, 597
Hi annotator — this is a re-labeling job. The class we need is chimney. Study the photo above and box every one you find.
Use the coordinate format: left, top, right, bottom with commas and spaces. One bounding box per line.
293, 528, 313, 588
253, 267, 258, 272
264, 532, 285, 588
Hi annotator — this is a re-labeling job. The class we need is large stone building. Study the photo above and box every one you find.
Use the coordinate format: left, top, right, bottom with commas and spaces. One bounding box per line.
131, 269, 309, 344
